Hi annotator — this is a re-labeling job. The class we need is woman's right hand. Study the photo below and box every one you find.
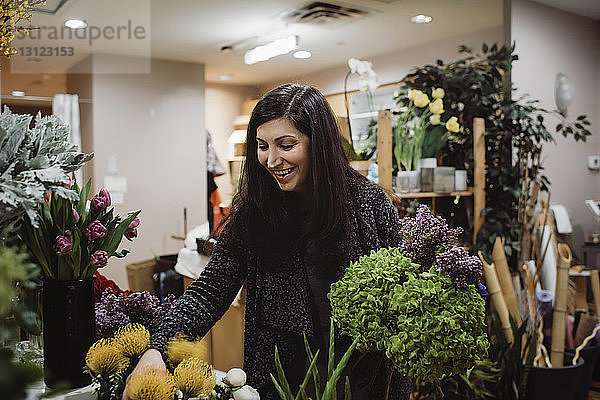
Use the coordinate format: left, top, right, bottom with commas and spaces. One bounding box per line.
121, 348, 167, 400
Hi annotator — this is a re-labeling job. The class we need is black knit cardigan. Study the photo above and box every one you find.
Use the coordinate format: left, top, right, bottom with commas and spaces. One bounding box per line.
150, 180, 411, 400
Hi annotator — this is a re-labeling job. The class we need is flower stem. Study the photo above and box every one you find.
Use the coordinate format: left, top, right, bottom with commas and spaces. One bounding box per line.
344, 70, 353, 146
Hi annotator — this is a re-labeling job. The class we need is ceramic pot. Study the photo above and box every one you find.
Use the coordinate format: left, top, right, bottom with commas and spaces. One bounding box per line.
526, 352, 586, 400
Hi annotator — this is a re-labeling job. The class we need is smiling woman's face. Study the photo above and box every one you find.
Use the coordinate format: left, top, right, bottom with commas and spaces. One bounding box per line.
256, 118, 311, 195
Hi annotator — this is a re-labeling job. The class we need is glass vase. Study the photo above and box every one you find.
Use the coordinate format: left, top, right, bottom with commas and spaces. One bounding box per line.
42, 277, 95, 389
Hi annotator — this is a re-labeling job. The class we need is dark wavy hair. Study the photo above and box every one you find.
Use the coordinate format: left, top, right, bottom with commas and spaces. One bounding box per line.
217, 83, 366, 274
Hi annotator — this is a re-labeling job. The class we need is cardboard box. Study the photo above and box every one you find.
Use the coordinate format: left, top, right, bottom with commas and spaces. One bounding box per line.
434, 167, 456, 193
126, 259, 157, 293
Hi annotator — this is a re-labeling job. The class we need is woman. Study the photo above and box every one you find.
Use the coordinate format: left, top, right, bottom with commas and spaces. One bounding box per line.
124, 84, 410, 399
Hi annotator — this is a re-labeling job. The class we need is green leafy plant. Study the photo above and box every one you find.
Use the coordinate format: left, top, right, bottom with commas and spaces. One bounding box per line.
398, 43, 591, 261
394, 88, 459, 171
0, 107, 93, 233
19, 180, 141, 280
271, 319, 359, 400
329, 206, 489, 397
0, 243, 43, 400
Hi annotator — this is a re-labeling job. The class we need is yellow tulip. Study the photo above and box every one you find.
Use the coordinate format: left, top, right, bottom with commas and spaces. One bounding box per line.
413, 93, 430, 108
432, 87, 445, 99
446, 116, 460, 133
408, 89, 422, 101
429, 114, 441, 125
429, 98, 444, 115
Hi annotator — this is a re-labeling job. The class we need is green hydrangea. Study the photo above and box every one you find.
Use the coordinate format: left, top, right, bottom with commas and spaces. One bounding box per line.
329, 247, 489, 383
329, 248, 418, 353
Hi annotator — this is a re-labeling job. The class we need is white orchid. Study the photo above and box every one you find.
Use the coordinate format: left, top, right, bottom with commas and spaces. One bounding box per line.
347, 57, 380, 93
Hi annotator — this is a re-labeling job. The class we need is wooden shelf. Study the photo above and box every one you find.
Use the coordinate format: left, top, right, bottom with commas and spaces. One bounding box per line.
391, 189, 474, 200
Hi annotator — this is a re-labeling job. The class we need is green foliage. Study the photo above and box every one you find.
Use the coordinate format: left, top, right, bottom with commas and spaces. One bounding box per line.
490, 314, 537, 400
398, 43, 591, 261
0, 107, 93, 233
19, 179, 141, 280
387, 267, 488, 382
0, 347, 43, 400
340, 136, 362, 161
416, 358, 500, 399
0, 243, 43, 400
329, 248, 489, 384
271, 319, 358, 400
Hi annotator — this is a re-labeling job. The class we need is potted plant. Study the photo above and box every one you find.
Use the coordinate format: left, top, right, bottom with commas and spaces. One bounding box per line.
18, 180, 141, 388
393, 88, 459, 193
329, 205, 489, 398
343, 58, 380, 176
397, 43, 591, 262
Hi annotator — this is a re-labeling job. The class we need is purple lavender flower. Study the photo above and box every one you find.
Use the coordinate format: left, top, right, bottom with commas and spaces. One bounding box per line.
84, 220, 106, 241
124, 228, 138, 241
398, 204, 462, 268
90, 250, 109, 268
435, 246, 483, 288
91, 189, 111, 212
73, 208, 79, 223
53, 235, 72, 255
95, 290, 131, 338
477, 283, 489, 299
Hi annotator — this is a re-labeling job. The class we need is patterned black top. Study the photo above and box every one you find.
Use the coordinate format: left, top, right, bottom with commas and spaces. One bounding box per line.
150, 179, 411, 400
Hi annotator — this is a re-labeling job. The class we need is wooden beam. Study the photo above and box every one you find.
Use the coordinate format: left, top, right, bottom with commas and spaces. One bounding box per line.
473, 117, 486, 243
377, 110, 392, 192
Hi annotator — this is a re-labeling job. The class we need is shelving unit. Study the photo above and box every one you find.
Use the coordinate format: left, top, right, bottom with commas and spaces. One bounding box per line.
377, 110, 486, 243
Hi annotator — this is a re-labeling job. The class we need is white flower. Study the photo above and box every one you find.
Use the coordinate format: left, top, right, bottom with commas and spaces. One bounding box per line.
225, 368, 247, 387
348, 57, 380, 93
233, 385, 260, 400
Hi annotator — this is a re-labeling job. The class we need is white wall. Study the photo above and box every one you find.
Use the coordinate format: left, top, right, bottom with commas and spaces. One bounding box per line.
511, 0, 600, 262
69, 56, 206, 288
205, 83, 259, 204
261, 26, 503, 95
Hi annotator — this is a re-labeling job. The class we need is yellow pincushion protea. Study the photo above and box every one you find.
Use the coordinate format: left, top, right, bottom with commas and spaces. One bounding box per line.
114, 323, 150, 358
165, 333, 209, 368
86, 338, 129, 376
174, 358, 217, 398
126, 367, 177, 400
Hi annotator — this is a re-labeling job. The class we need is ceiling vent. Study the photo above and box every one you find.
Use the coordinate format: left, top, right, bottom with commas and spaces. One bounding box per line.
281, 2, 369, 27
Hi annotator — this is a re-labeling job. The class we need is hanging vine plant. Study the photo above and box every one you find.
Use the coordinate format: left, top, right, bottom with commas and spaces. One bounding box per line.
396, 43, 591, 263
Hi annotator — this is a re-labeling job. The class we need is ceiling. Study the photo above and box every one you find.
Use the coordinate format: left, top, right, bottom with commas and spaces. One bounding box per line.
10, 0, 502, 85
6, 0, 599, 86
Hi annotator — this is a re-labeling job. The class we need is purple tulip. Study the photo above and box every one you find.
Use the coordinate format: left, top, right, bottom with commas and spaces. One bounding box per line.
91, 189, 111, 212
53, 235, 72, 255
85, 220, 106, 241
124, 228, 138, 241
128, 216, 140, 230
90, 250, 109, 268
73, 208, 79, 223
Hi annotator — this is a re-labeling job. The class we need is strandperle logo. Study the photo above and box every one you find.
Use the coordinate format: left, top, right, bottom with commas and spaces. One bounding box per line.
16, 20, 147, 46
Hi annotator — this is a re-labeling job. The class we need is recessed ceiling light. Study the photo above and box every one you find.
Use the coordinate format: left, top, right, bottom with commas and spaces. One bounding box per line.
11, 90, 25, 97
410, 14, 432, 24
293, 50, 311, 59
219, 74, 233, 81
65, 19, 87, 29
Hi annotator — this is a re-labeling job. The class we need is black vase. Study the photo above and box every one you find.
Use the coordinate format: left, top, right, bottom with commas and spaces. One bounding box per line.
526, 352, 586, 400
42, 278, 95, 389
567, 343, 600, 400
